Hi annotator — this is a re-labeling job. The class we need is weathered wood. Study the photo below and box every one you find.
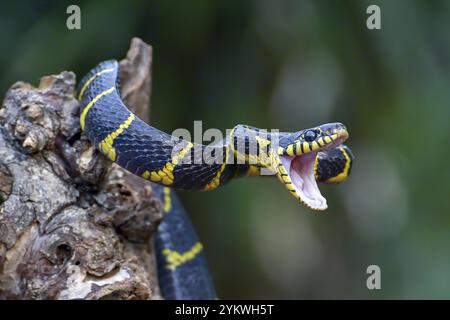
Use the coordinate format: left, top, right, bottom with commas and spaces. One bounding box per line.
0, 38, 163, 299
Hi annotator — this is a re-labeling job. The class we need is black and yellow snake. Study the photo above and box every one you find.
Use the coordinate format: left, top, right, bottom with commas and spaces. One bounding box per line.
77, 59, 354, 299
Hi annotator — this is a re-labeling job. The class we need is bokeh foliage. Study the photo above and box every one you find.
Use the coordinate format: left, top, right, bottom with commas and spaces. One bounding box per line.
1, 0, 449, 298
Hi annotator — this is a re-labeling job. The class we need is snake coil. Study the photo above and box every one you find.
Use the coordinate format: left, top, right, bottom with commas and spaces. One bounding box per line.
77, 60, 354, 299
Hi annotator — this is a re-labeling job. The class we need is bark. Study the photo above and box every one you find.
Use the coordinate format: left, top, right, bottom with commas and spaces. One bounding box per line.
0, 38, 164, 299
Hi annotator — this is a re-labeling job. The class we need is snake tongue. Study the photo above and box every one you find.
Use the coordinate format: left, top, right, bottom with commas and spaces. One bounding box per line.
279, 152, 327, 210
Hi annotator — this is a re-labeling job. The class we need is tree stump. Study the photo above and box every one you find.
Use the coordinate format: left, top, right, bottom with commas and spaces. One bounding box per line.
0, 38, 164, 300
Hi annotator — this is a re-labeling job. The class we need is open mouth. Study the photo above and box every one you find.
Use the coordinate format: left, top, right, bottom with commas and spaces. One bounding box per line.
279, 151, 325, 210
277, 134, 347, 211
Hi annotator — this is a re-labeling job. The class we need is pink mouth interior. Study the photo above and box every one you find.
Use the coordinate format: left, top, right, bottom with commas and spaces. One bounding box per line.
277, 135, 347, 210
279, 152, 327, 210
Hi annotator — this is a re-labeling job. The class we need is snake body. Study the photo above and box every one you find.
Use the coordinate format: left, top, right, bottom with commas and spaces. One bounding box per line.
77, 60, 353, 299
152, 185, 216, 299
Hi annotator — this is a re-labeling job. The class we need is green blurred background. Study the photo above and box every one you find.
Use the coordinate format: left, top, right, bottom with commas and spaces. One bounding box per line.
1, 0, 449, 299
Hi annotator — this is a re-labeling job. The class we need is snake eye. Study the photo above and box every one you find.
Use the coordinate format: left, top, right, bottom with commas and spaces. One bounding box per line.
304, 130, 316, 142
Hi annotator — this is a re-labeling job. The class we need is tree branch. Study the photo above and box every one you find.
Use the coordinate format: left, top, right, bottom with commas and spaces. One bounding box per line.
0, 38, 163, 299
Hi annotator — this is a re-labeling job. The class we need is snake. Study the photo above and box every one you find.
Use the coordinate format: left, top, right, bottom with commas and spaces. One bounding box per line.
77, 59, 354, 299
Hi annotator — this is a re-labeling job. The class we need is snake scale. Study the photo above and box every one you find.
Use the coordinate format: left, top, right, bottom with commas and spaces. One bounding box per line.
77, 60, 354, 300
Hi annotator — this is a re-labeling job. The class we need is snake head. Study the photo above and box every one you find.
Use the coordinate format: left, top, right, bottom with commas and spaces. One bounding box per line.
273, 123, 349, 211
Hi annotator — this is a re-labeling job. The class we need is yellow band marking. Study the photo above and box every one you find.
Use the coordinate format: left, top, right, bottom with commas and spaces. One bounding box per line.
314, 155, 320, 181
163, 187, 172, 212
302, 141, 311, 153
270, 151, 300, 202
234, 147, 256, 164
205, 166, 225, 190
286, 144, 294, 156
295, 141, 302, 154
78, 68, 115, 100
317, 137, 325, 146
233, 135, 270, 166
326, 146, 352, 183
204, 163, 226, 191
204, 142, 234, 191
80, 86, 115, 130
99, 113, 135, 161
162, 242, 203, 270
246, 165, 260, 176
324, 136, 332, 144
277, 146, 284, 155
142, 142, 194, 186
311, 141, 320, 151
